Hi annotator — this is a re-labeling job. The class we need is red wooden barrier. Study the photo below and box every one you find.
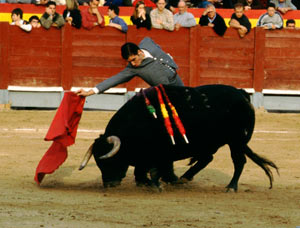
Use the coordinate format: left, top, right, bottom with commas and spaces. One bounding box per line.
264, 29, 300, 90
1, 22, 300, 92
196, 27, 254, 89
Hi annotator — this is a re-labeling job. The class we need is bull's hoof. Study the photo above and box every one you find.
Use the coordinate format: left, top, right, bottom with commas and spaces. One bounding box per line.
225, 184, 238, 193
161, 174, 179, 184
176, 177, 191, 184
103, 181, 121, 188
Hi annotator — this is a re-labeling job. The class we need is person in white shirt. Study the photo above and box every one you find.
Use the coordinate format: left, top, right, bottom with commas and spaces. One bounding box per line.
10, 8, 32, 32
173, 0, 196, 31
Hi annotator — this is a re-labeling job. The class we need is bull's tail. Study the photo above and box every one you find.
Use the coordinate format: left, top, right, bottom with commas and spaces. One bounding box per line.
244, 145, 279, 189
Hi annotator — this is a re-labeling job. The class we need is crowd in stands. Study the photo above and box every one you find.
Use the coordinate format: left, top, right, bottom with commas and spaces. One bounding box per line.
6, 0, 300, 36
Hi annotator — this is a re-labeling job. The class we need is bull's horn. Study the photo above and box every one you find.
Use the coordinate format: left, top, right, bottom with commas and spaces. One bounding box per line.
78, 143, 94, 170
99, 136, 121, 159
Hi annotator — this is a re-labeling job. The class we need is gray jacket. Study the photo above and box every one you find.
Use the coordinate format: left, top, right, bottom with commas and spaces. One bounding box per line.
257, 12, 283, 29
95, 37, 184, 93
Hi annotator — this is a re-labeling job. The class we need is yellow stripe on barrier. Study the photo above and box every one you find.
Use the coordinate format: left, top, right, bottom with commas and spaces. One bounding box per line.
1, 13, 300, 28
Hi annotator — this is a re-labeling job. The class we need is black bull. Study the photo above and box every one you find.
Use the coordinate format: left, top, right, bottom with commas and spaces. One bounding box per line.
79, 84, 278, 191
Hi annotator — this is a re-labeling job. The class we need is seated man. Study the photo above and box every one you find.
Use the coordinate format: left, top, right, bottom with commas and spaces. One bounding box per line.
270, 0, 297, 14
229, 3, 251, 38
199, 3, 227, 36
150, 0, 174, 31
10, 8, 32, 32
81, 0, 105, 30
257, 3, 283, 30
173, 0, 197, 31
40, 1, 65, 29
108, 4, 128, 33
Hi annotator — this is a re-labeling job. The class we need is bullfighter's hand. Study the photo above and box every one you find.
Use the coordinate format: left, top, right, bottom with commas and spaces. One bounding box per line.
75, 89, 95, 97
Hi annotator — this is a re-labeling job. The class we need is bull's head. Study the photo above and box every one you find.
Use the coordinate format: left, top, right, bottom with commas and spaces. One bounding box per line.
79, 135, 128, 187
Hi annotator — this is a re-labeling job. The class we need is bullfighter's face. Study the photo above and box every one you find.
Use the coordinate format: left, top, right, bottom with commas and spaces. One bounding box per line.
127, 50, 144, 67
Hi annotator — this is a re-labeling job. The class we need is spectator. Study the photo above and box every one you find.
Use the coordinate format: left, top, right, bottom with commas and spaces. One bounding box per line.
219, 0, 234, 8
123, 0, 132, 6
7, 0, 31, 4
29, 15, 41, 28
166, 0, 180, 13
35, 0, 49, 5
108, 4, 128, 33
205, 0, 234, 8
270, 0, 297, 14
63, 0, 82, 29
173, 0, 197, 31
130, 1, 152, 30
81, 0, 105, 30
198, 0, 215, 8
104, 0, 123, 6
199, 3, 227, 36
198, 0, 234, 8
77, 0, 104, 6
286, 19, 296, 29
75, 36, 184, 96
35, 0, 66, 5
239, 0, 264, 10
40, 1, 65, 29
292, 0, 300, 9
229, 3, 251, 38
150, 0, 174, 31
257, 3, 283, 29
54, 0, 66, 4
10, 8, 32, 32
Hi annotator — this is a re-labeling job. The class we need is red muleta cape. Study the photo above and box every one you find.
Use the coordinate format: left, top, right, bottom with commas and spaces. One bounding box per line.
34, 92, 85, 185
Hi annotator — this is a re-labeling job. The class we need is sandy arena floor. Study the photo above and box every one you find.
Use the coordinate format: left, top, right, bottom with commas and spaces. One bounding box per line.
0, 109, 299, 228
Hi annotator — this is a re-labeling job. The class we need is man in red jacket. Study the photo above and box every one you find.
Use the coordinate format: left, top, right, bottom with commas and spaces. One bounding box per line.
81, 0, 105, 30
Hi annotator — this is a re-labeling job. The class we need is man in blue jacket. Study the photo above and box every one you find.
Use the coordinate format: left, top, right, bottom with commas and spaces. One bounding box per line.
76, 37, 184, 97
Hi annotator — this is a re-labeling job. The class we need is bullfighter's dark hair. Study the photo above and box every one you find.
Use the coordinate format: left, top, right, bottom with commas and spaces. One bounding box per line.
109, 4, 120, 15
121, 42, 140, 60
46, 1, 57, 7
11, 8, 23, 19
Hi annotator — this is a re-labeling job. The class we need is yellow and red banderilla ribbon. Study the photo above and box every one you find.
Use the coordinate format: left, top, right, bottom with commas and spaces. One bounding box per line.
152, 85, 189, 145
159, 84, 189, 144
155, 86, 175, 145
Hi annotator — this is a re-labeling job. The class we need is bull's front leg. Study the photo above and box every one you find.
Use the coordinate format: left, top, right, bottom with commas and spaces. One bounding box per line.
149, 162, 178, 186
134, 165, 153, 187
